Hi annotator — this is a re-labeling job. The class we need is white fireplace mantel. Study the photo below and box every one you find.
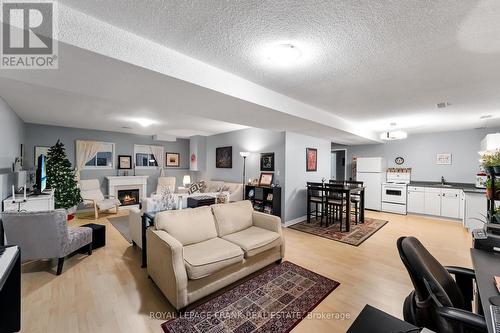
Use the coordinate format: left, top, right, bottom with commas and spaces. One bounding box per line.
106, 176, 149, 207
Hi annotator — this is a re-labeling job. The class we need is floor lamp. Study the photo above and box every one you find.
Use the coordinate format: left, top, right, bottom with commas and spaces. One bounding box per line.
239, 152, 250, 200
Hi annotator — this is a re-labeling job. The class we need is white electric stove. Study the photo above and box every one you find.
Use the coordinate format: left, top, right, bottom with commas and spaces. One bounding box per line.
382, 169, 411, 215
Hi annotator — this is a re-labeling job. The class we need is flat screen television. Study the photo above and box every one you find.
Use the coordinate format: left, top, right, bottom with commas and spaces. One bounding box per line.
35, 154, 47, 194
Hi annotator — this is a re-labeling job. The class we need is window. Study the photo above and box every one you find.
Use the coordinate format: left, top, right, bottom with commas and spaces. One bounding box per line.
134, 145, 163, 168
82, 142, 115, 169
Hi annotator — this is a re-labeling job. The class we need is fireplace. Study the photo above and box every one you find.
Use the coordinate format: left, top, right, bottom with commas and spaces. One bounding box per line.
117, 189, 140, 206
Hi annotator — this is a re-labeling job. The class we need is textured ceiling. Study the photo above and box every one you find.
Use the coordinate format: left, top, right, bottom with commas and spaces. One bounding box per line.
60, 0, 500, 134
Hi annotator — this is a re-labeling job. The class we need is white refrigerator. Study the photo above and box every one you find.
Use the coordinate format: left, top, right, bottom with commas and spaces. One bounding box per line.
356, 157, 386, 211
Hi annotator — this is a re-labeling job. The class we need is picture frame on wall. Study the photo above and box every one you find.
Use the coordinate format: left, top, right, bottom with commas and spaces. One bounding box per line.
306, 148, 318, 172
260, 152, 275, 171
165, 152, 180, 167
259, 172, 274, 187
118, 155, 132, 169
34, 146, 50, 167
436, 153, 452, 165
216, 146, 232, 168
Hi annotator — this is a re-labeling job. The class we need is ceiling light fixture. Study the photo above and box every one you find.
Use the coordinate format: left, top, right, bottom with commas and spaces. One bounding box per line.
130, 117, 157, 127
265, 43, 302, 66
380, 130, 408, 141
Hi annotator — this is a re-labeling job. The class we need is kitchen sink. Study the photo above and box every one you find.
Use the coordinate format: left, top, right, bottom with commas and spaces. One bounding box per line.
433, 184, 453, 188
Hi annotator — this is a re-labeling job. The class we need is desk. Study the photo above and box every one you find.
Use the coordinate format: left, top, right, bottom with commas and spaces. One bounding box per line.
347, 304, 421, 333
0, 246, 21, 333
471, 248, 500, 333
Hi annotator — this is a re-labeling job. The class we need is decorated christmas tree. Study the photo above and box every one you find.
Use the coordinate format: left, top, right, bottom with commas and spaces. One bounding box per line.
46, 140, 81, 209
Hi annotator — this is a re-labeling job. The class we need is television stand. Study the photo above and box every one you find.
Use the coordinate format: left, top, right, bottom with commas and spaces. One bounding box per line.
3, 189, 54, 212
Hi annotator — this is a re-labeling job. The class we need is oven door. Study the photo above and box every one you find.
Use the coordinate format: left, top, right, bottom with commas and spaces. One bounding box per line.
382, 185, 406, 204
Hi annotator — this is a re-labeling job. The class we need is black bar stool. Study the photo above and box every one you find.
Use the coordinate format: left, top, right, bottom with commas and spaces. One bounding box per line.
324, 183, 346, 229
306, 182, 325, 224
345, 180, 363, 224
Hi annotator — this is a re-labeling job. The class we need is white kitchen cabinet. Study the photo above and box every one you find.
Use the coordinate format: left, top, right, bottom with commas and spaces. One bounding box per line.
441, 191, 461, 219
424, 191, 442, 216
407, 188, 425, 214
464, 192, 487, 230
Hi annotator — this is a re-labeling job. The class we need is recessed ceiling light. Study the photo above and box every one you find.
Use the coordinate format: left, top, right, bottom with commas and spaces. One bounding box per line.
129, 117, 157, 127
480, 115, 492, 119
380, 130, 408, 141
265, 43, 302, 66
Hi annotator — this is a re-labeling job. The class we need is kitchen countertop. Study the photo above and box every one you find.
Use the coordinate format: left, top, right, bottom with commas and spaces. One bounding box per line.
409, 181, 486, 194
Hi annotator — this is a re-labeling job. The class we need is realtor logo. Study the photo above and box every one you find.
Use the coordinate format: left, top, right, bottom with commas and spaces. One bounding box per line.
1, 1, 58, 69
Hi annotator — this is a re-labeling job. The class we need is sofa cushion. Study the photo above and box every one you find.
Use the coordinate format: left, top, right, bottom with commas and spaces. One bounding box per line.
155, 206, 217, 246
183, 237, 244, 279
204, 181, 225, 193
222, 226, 281, 258
211, 200, 253, 237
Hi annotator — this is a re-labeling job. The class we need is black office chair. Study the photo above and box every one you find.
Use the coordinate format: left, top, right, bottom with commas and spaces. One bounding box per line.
397, 236, 487, 333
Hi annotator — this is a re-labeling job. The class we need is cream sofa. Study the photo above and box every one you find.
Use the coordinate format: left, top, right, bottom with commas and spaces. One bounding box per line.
146, 200, 285, 311
129, 180, 244, 248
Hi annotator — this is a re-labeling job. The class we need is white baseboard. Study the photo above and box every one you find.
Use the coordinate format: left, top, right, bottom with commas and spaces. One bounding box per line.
283, 215, 307, 227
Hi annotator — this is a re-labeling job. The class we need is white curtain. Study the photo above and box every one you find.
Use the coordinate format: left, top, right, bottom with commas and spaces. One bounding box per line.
75, 140, 101, 181
150, 145, 164, 176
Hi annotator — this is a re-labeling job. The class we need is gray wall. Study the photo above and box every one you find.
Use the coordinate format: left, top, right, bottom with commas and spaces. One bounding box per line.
0, 98, 25, 200
204, 128, 286, 185
284, 132, 331, 223
0, 98, 24, 171
332, 128, 500, 184
24, 123, 191, 196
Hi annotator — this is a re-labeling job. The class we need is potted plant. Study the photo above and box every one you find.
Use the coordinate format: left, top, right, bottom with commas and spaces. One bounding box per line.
485, 178, 500, 200
481, 153, 496, 175
492, 151, 500, 175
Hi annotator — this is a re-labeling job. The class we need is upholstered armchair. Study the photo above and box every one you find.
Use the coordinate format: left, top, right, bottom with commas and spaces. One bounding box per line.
155, 176, 176, 194
2, 209, 93, 275
80, 179, 120, 219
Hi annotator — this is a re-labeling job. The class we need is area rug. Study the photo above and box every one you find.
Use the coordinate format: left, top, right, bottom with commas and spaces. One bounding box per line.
107, 215, 131, 243
288, 217, 388, 246
162, 261, 339, 333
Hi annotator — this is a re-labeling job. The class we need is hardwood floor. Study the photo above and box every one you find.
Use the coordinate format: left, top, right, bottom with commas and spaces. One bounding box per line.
19, 210, 472, 333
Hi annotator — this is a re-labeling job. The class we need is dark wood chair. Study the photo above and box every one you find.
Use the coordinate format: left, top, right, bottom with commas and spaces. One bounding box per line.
345, 180, 363, 224
306, 182, 325, 223
324, 183, 346, 229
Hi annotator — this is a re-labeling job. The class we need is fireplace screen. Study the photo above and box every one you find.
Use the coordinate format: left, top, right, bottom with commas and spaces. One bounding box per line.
117, 189, 139, 206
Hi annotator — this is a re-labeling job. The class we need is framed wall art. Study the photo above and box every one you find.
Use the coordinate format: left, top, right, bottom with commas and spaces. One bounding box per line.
118, 155, 132, 169
306, 148, 317, 172
216, 146, 232, 168
165, 152, 180, 167
260, 152, 275, 171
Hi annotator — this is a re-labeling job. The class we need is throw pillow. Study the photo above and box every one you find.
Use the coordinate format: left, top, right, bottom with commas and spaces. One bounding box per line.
198, 180, 207, 193
188, 182, 201, 194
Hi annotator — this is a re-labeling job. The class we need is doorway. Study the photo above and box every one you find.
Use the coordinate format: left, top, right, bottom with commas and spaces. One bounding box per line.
331, 149, 346, 181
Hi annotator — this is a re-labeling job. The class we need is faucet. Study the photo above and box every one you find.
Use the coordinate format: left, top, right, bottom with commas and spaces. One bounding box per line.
441, 176, 446, 186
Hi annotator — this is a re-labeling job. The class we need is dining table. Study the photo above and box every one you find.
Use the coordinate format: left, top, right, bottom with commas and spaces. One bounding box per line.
306, 183, 366, 232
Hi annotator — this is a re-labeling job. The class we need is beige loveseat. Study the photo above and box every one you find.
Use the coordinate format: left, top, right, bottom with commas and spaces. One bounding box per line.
146, 200, 284, 311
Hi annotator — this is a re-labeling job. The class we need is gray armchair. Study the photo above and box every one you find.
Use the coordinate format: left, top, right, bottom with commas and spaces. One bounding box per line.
2, 209, 93, 275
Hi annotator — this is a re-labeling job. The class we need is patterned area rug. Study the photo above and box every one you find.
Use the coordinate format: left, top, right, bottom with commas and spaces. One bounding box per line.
162, 261, 339, 333
288, 217, 388, 246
